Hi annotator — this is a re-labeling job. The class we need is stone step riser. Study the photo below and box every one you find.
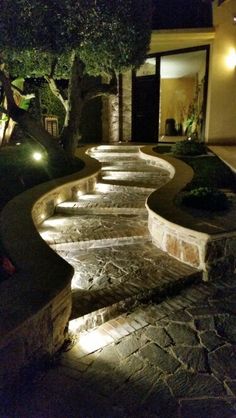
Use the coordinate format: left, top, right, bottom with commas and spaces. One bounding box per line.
96, 182, 155, 193
70, 271, 202, 333
51, 235, 151, 251
55, 207, 147, 216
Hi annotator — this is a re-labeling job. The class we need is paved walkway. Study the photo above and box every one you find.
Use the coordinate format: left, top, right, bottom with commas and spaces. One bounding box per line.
39, 146, 199, 325
2, 276, 236, 418
209, 145, 236, 173
3, 145, 236, 418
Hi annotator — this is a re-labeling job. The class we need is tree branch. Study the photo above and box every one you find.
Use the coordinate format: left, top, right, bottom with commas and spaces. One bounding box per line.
0, 70, 18, 112
45, 75, 68, 110
0, 105, 9, 116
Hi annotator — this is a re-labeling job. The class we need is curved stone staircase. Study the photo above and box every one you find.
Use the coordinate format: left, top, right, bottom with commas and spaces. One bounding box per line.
39, 145, 201, 332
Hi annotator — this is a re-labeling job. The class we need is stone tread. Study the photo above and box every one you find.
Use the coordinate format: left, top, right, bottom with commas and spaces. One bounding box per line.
39, 213, 149, 246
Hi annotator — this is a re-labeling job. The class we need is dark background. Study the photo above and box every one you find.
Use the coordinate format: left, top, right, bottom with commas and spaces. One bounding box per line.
152, 0, 213, 29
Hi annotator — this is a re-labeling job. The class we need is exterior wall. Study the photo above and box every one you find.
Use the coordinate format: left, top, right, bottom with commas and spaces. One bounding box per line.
102, 95, 119, 143
206, 0, 236, 144
0, 152, 101, 389
122, 71, 132, 142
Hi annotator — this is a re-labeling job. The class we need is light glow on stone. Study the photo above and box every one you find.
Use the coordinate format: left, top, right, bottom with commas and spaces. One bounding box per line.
40, 230, 51, 241
69, 318, 85, 334
95, 183, 110, 193
78, 330, 107, 353
43, 217, 66, 227
77, 190, 84, 197
79, 194, 98, 200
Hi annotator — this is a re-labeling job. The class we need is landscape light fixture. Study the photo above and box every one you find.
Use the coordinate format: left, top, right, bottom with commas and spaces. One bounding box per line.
32, 151, 43, 161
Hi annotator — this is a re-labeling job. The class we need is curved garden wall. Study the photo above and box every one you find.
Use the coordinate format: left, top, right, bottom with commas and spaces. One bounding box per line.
140, 146, 236, 281
0, 150, 101, 388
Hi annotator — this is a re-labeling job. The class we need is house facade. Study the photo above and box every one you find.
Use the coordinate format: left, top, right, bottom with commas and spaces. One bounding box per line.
102, 0, 236, 145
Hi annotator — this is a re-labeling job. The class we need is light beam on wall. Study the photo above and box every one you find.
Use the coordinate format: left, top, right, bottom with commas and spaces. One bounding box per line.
226, 48, 236, 69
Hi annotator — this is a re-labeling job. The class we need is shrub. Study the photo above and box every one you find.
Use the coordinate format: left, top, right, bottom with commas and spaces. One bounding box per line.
183, 156, 236, 190
171, 140, 207, 156
180, 187, 230, 211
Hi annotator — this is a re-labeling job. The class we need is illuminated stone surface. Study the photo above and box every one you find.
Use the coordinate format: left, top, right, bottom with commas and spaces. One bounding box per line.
6, 146, 234, 417
3, 277, 236, 417
39, 145, 199, 322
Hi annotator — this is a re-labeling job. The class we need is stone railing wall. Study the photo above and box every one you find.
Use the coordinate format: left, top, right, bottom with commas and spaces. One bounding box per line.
140, 146, 236, 281
0, 151, 101, 388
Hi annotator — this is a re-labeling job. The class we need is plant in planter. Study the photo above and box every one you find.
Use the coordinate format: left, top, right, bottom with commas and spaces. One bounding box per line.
171, 140, 207, 156
180, 187, 230, 212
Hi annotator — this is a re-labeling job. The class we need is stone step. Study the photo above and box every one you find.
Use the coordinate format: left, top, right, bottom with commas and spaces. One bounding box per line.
88, 146, 140, 159
69, 269, 201, 333
39, 213, 150, 247
55, 191, 148, 215
51, 235, 151, 250
53, 242, 202, 332
95, 182, 155, 194
56, 203, 147, 216
102, 160, 163, 171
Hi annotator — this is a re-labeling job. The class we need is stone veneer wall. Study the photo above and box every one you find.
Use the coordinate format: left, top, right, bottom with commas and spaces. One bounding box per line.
122, 71, 132, 142
140, 147, 236, 281
0, 151, 101, 389
102, 95, 119, 143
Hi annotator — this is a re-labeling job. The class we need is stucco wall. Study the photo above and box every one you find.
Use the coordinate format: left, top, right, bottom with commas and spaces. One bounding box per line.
206, 0, 236, 144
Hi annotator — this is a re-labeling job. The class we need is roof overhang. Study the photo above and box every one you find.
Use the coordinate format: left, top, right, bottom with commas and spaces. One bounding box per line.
149, 28, 216, 54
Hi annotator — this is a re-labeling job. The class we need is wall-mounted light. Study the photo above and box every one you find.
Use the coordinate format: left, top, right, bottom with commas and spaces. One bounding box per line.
233, 15, 236, 24
226, 48, 236, 69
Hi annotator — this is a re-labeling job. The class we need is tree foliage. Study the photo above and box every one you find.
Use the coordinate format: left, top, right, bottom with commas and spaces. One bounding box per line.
0, 0, 152, 155
1, 0, 152, 79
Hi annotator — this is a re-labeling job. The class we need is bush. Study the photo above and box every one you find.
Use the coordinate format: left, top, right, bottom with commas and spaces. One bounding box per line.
183, 156, 236, 191
171, 140, 207, 156
180, 187, 230, 211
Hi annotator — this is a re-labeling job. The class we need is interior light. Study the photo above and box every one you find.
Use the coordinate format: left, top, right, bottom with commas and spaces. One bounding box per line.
33, 152, 43, 161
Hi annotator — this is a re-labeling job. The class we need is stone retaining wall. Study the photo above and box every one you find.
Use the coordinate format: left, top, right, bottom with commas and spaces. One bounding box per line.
140, 146, 236, 281
0, 151, 101, 389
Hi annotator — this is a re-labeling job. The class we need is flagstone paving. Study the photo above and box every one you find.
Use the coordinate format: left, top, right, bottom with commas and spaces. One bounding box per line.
2, 276, 236, 418
38, 145, 199, 325
3, 145, 236, 417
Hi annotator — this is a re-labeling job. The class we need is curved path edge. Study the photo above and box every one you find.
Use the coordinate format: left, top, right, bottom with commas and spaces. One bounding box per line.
140, 146, 236, 281
0, 149, 101, 389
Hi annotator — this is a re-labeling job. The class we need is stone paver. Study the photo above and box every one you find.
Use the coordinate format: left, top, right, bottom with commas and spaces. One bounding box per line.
39, 145, 200, 325
7, 145, 234, 417
3, 276, 236, 418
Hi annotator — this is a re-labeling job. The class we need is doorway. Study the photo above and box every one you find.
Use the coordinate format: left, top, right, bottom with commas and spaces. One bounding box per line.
131, 46, 209, 143
159, 49, 208, 142
132, 57, 159, 143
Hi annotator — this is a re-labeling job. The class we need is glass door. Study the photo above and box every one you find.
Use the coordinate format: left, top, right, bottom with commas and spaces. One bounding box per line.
159, 49, 208, 142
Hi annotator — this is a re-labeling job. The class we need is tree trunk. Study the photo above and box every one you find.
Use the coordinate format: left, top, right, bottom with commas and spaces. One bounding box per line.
11, 108, 70, 165
60, 53, 84, 157
0, 69, 70, 164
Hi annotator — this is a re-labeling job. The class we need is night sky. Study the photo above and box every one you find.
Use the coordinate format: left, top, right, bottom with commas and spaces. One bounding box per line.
152, 0, 213, 29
